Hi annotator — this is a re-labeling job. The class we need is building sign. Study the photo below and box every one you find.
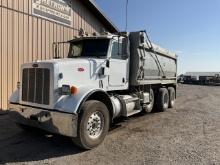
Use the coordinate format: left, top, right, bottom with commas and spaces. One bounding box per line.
33, 0, 72, 26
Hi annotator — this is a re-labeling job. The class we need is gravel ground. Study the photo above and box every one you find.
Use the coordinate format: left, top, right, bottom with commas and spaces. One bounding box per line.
0, 84, 220, 165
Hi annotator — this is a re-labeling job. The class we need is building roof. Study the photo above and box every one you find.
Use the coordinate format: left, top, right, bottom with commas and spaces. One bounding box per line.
81, 0, 119, 33
185, 72, 220, 77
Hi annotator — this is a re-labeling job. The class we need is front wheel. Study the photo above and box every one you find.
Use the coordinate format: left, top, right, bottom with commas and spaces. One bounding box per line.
72, 100, 110, 149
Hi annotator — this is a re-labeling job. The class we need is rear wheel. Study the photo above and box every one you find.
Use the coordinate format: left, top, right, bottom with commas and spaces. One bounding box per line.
156, 88, 169, 112
72, 100, 110, 149
143, 89, 154, 113
168, 87, 176, 108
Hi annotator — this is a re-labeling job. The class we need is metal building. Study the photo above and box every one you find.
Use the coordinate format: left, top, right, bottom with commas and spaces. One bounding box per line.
0, 0, 118, 110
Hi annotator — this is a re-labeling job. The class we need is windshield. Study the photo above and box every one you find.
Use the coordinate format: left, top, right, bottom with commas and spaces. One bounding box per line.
68, 39, 110, 58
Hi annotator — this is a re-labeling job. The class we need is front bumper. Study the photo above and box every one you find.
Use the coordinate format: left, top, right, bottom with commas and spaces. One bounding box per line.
8, 103, 78, 137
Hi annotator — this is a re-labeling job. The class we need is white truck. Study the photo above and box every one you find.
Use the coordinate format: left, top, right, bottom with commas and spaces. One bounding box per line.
9, 31, 177, 149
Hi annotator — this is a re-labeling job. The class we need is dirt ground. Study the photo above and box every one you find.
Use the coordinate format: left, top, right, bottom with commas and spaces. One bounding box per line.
0, 84, 220, 165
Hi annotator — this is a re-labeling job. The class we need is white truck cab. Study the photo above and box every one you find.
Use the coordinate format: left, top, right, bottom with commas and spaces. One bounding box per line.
9, 31, 177, 149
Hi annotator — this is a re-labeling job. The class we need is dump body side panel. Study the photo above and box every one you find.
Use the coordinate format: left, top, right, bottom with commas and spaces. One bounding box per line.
129, 32, 177, 86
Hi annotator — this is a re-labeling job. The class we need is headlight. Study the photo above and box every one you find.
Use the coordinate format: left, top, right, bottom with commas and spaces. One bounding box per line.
61, 85, 71, 95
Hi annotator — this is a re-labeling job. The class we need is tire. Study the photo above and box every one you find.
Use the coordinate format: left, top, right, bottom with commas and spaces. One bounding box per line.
72, 100, 110, 149
156, 88, 169, 112
143, 89, 154, 113
168, 87, 176, 108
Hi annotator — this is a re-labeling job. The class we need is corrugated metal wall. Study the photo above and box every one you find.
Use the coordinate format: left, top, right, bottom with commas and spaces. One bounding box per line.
0, 0, 107, 110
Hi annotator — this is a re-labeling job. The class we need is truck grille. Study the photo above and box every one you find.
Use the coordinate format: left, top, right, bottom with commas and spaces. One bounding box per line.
22, 68, 50, 105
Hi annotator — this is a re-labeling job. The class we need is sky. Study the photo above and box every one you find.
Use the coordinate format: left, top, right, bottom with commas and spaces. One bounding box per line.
95, 0, 220, 74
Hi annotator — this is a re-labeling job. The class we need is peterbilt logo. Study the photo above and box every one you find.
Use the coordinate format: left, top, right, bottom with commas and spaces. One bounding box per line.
78, 68, 85, 72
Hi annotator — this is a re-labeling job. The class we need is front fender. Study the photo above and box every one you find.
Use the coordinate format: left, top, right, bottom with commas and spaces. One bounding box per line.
54, 86, 106, 114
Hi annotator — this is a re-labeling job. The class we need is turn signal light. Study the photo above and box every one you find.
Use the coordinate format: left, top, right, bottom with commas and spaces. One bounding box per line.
71, 86, 78, 95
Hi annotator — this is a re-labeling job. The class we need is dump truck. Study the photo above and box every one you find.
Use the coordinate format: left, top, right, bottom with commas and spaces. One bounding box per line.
9, 31, 177, 149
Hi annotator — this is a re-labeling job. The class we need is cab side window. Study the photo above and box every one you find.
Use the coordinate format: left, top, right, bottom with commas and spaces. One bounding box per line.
111, 42, 123, 59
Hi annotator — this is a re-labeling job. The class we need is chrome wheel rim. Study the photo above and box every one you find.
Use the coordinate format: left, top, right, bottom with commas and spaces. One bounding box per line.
86, 111, 104, 139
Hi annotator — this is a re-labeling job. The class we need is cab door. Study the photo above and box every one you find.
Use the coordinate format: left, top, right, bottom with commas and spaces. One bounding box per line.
108, 42, 129, 89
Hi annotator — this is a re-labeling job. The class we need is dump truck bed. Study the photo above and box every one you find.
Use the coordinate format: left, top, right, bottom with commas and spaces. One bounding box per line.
129, 32, 177, 86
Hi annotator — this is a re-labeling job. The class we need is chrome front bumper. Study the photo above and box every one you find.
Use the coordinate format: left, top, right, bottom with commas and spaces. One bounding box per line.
8, 103, 78, 137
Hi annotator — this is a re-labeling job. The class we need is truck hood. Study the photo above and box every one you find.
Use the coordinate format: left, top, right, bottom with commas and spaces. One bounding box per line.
38, 58, 106, 88
18, 58, 107, 110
